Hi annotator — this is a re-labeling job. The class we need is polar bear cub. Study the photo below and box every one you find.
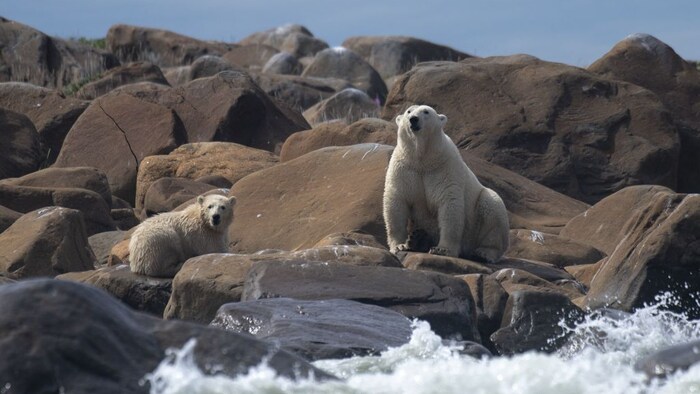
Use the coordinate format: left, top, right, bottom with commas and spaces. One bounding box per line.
383, 104, 509, 262
129, 194, 236, 277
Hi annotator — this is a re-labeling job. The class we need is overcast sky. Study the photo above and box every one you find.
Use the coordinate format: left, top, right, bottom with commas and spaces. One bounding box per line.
2, 0, 699, 67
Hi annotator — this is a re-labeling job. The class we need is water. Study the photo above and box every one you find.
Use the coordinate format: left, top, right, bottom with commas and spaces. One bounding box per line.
146, 293, 700, 394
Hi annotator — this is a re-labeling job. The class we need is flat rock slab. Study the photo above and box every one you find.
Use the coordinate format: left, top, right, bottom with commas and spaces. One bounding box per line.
212, 298, 412, 360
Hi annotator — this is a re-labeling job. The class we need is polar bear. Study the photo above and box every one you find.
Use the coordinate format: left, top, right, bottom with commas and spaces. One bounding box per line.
383, 104, 509, 262
129, 194, 236, 277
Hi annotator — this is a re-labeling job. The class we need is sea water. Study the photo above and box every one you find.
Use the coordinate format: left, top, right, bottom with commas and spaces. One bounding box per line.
146, 293, 700, 394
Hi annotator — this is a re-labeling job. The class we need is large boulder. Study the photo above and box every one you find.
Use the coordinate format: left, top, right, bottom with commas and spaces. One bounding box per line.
0, 83, 88, 164
223, 44, 279, 71
342, 35, 472, 80
188, 55, 237, 80
507, 229, 605, 267
239, 24, 314, 51
58, 265, 172, 316
243, 260, 480, 341
106, 24, 235, 67
0, 183, 115, 235
250, 72, 353, 111
135, 142, 278, 213
142, 177, 217, 216
212, 298, 412, 360
588, 34, 700, 193
0, 279, 331, 393
280, 118, 396, 162
0, 207, 96, 278
0, 17, 118, 89
383, 56, 680, 204
0, 108, 44, 179
53, 89, 186, 203
583, 191, 700, 317
459, 274, 508, 350
302, 47, 388, 103
0, 205, 21, 233
76, 61, 169, 99
262, 52, 303, 75
165, 247, 400, 323
302, 88, 380, 126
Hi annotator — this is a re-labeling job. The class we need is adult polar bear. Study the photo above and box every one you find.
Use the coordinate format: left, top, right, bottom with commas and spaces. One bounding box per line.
383, 104, 509, 262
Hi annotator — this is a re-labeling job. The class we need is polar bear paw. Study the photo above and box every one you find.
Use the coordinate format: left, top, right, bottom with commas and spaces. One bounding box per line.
392, 243, 411, 254
429, 247, 452, 256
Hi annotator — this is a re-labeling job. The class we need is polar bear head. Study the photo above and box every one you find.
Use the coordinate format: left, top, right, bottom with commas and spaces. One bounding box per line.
197, 194, 236, 230
395, 105, 447, 135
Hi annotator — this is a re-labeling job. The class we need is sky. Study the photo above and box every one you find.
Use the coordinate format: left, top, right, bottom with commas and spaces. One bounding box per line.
1, 0, 699, 67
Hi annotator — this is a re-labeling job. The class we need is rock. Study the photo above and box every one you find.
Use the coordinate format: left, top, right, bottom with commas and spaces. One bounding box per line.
280, 33, 329, 58
507, 229, 605, 267
143, 177, 216, 216
211, 298, 412, 360
239, 24, 314, 50
0, 279, 331, 393
195, 174, 233, 188
106, 24, 235, 67
302, 88, 381, 126
402, 253, 494, 275
313, 231, 386, 250
302, 47, 388, 103
188, 55, 237, 80
0, 166, 113, 209
490, 290, 584, 355
459, 274, 509, 350
561, 185, 674, 255
228, 144, 391, 252
0, 183, 115, 235
0, 207, 96, 278
636, 339, 700, 378
54, 89, 186, 203
251, 73, 353, 111
280, 118, 396, 162
383, 56, 680, 204
222, 44, 279, 71
0, 17, 118, 89
135, 142, 278, 213
342, 35, 472, 80
57, 265, 172, 316
88, 230, 127, 266
162, 65, 191, 86
165, 246, 400, 323
111, 207, 140, 231
76, 61, 169, 100
243, 260, 480, 341
583, 191, 700, 317
0, 83, 89, 164
0, 205, 21, 233
485, 257, 574, 282
565, 260, 602, 289
493, 268, 585, 300
589, 34, 700, 193
262, 52, 303, 75
0, 108, 44, 179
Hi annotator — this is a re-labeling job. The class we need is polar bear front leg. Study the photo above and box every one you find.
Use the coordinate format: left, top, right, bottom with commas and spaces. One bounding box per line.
430, 198, 465, 257
384, 197, 411, 254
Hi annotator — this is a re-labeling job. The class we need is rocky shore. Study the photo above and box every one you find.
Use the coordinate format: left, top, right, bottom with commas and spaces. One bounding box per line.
0, 16, 699, 392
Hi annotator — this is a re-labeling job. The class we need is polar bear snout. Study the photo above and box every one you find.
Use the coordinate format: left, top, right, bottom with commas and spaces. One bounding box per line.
409, 116, 421, 131
212, 213, 221, 226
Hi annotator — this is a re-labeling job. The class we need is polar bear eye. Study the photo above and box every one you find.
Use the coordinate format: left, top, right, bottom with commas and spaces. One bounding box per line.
221, 206, 226, 210
423, 110, 428, 114
208, 205, 213, 209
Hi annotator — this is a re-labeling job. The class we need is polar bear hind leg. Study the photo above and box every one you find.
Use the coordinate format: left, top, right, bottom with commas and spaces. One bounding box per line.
470, 188, 509, 263
130, 228, 184, 277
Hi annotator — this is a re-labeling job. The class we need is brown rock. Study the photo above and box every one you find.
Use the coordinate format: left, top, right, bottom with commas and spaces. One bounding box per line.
188, 55, 238, 80
302, 88, 381, 126
107, 238, 131, 266
0, 108, 44, 179
0, 207, 96, 278
0, 17, 118, 89
135, 142, 278, 213
162, 66, 191, 86
250, 73, 353, 111
76, 62, 169, 100
239, 24, 314, 50
57, 265, 172, 316
262, 52, 303, 75
402, 253, 494, 275
280, 118, 396, 162
313, 231, 386, 250
458, 273, 508, 349
383, 56, 680, 204
302, 47, 388, 103
506, 229, 605, 267
88, 230, 127, 266
485, 257, 574, 282
279, 33, 329, 58
583, 192, 700, 317
0, 205, 21, 233
222, 44, 279, 71
342, 35, 472, 80
143, 177, 216, 216
106, 24, 235, 67
53, 90, 185, 203
561, 185, 673, 255
0, 183, 115, 235
565, 259, 602, 289
589, 34, 700, 193
0, 83, 89, 164
228, 144, 390, 252
492, 268, 584, 300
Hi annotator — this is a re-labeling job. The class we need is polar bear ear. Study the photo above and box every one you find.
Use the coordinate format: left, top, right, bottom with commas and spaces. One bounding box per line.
395, 114, 403, 126
197, 195, 205, 205
228, 196, 237, 206
438, 114, 448, 126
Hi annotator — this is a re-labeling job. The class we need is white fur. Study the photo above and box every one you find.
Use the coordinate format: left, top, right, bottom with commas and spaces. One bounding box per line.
129, 194, 236, 277
383, 104, 509, 262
